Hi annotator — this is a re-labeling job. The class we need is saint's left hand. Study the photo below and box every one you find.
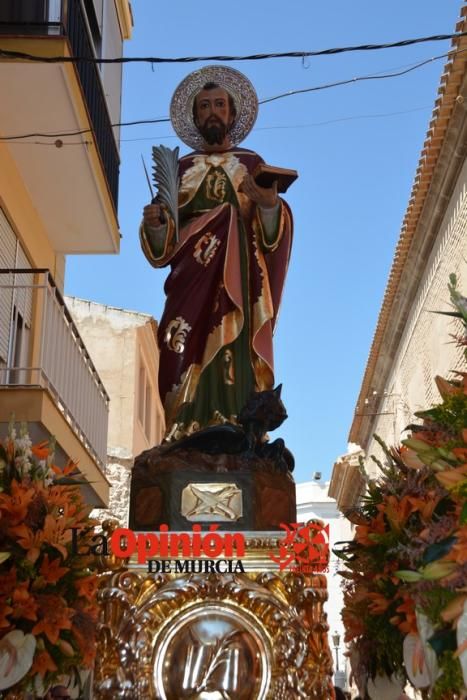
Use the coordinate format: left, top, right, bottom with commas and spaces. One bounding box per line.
239, 175, 278, 209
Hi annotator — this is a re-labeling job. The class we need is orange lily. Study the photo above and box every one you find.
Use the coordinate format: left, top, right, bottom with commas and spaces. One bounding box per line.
355, 511, 386, 545
11, 583, 38, 622
32, 594, 73, 644
9, 523, 44, 563
75, 575, 98, 602
30, 648, 57, 677
367, 592, 391, 615
342, 612, 366, 640
12, 515, 73, 563
39, 554, 69, 584
391, 595, 418, 635
400, 494, 439, 522
0, 480, 36, 526
42, 485, 70, 510
381, 495, 418, 531
41, 514, 72, 558
11, 513, 73, 560
0, 598, 13, 629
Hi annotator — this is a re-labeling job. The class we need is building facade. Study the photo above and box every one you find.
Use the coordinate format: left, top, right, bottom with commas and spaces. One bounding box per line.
0, 0, 132, 506
67, 297, 165, 524
332, 10, 467, 490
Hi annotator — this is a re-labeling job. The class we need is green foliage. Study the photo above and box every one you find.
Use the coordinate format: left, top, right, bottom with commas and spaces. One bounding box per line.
366, 615, 405, 679
448, 273, 467, 325
431, 651, 464, 700
422, 587, 457, 626
416, 393, 467, 435
340, 275, 467, 697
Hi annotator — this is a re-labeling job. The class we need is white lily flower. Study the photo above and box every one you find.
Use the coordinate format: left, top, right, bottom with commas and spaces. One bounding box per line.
458, 599, 467, 688
0, 630, 36, 690
403, 633, 431, 688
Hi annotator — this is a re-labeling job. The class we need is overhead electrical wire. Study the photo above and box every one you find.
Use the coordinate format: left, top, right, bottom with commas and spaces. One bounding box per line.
0, 120, 170, 142
260, 51, 453, 104
4, 105, 431, 147
117, 106, 432, 143
0, 31, 466, 64
0, 46, 464, 144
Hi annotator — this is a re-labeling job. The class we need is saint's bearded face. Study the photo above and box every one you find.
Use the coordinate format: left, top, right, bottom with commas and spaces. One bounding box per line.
193, 86, 235, 146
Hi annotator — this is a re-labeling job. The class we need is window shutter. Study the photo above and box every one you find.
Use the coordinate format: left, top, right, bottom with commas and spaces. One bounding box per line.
15, 242, 33, 328
0, 209, 32, 365
0, 210, 16, 364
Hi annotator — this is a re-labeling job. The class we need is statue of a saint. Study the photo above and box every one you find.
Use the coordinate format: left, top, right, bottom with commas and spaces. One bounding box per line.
141, 66, 293, 441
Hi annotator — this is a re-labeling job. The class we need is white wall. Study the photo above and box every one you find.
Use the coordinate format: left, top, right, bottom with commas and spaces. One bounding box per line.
101, 0, 123, 143
365, 159, 467, 475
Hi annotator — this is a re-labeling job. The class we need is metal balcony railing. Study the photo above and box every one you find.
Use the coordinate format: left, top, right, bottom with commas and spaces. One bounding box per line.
0, 0, 120, 209
0, 269, 109, 469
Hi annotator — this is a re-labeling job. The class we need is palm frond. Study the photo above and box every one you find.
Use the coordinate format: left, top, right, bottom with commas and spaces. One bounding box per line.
152, 145, 179, 240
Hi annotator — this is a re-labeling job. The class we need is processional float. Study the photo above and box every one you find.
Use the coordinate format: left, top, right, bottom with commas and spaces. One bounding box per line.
93, 65, 335, 700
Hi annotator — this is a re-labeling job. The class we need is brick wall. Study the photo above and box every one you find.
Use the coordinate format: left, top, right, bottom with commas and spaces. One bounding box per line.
365, 161, 467, 475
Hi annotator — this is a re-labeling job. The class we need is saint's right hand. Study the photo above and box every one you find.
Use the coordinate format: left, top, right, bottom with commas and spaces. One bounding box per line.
143, 203, 163, 227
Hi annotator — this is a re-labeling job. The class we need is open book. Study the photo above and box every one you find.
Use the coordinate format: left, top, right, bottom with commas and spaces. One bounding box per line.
253, 163, 298, 193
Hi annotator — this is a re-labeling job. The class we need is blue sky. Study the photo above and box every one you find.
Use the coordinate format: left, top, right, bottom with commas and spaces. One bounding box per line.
66, 0, 463, 483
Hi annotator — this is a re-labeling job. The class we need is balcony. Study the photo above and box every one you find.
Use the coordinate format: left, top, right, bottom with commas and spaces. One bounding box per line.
0, 0, 121, 254
328, 451, 366, 513
0, 270, 110, 506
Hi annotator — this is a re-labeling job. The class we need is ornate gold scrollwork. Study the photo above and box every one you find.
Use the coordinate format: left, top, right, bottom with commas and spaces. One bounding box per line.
205, 169, 228, 202
94, 567, 334, 699
193, 232, 221, 267
164, 316, 192, 354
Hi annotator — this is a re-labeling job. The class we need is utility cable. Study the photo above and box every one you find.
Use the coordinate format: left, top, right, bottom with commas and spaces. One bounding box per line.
0, 47, 463, 143
260, 50, 456, 104
0, 31, 466, 64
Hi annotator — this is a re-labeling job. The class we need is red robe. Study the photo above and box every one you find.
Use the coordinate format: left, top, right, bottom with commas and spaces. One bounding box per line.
140, 147, 293, 439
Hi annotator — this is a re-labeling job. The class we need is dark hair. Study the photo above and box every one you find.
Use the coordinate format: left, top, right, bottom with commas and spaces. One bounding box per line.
192, 82, 237, 123
333, 688, 346, 700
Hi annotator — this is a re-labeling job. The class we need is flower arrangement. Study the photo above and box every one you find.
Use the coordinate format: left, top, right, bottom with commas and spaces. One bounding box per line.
339, 275, 467, 700
0, 421, 99, 697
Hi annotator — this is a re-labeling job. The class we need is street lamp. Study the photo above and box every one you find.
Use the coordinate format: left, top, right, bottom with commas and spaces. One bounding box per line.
332, 631, 340, 672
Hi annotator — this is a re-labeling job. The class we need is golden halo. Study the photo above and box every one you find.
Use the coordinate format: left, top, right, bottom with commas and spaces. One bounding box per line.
170, 65, 258, 150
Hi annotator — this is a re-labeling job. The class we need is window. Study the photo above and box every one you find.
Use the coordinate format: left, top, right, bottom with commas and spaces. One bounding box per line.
0, 210, 32, 384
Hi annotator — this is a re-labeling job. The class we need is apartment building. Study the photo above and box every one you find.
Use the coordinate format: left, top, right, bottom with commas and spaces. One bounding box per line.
0, 0, 132, 506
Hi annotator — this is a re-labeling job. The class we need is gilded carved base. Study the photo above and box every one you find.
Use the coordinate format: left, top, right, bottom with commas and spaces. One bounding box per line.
94, 538, 334, 700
